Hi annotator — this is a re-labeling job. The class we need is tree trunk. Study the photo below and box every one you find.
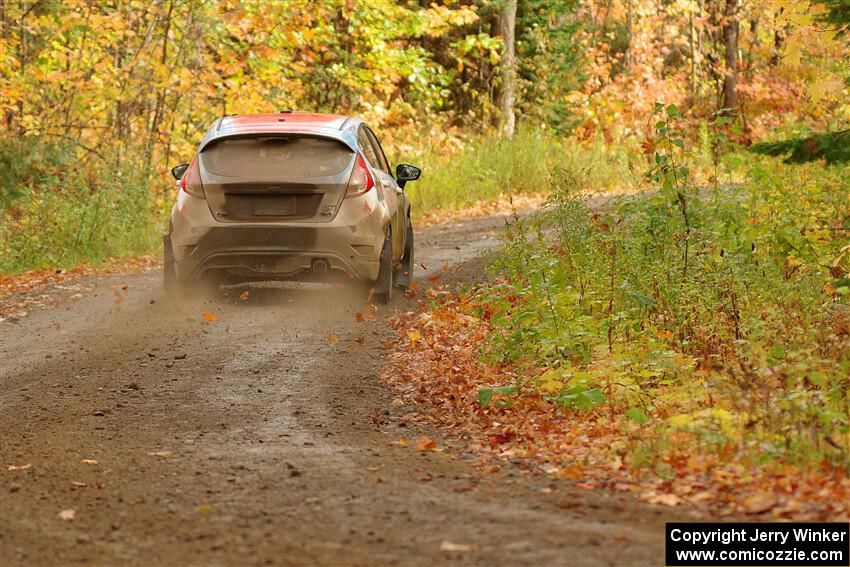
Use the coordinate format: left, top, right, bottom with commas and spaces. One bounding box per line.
689, 1, 697, 98
499, 0, 517, 138
623, 0, 633, 70
721, 0, 738, 116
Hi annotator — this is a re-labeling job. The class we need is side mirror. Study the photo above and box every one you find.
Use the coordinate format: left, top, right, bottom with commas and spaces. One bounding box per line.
171, 163, 190, 180
395, 163, 421, 189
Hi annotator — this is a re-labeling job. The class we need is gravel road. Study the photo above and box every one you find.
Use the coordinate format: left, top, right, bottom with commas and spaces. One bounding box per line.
0, 214, 681, 566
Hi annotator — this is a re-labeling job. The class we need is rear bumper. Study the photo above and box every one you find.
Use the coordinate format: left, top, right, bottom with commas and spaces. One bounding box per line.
169, 191, 387, 282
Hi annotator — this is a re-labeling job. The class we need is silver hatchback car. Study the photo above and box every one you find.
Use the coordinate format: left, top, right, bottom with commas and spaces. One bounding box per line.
164, 112, 421, 303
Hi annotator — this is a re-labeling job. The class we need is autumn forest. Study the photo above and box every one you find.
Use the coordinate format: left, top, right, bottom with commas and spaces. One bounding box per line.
1, 0, 849, 563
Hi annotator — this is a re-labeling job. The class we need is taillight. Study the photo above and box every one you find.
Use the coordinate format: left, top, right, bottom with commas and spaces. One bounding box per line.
181, 156, 205, 199
345, 153, 374, 198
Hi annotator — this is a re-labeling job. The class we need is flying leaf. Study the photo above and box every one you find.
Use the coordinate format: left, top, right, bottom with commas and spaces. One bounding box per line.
415, 436, 437, 451
403, 281, 419, 299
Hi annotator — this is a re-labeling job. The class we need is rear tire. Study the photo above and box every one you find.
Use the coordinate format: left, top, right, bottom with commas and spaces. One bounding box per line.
394, 221, 414, 290
371, 232, 393, 305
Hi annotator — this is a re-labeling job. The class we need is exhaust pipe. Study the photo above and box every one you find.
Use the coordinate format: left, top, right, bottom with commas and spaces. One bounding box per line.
311, 258, 329, 273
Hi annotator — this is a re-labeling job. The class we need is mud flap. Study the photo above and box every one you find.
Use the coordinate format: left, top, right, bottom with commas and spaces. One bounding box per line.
394, 222, 414, 289
371, 233, 393, 304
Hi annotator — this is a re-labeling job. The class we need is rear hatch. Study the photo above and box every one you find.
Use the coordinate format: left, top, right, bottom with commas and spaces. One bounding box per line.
198, 136, 354, 223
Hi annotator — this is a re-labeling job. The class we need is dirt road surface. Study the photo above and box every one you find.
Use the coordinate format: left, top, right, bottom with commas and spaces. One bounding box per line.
1, 215, 684, 566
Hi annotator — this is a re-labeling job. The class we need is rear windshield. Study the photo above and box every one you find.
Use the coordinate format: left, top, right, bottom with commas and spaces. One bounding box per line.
201, 137, 354, 178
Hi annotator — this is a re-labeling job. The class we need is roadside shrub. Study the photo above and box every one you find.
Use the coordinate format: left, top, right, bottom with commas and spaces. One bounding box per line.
0, 137, 164, 274
476, 107, 850, 470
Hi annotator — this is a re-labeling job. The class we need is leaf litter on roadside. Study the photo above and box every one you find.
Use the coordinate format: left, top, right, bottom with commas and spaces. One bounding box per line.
382, 290, 850, 521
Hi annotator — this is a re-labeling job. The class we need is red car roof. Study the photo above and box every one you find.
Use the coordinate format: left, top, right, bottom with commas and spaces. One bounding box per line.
223, 112, 349, 130
198, 112, 359, 152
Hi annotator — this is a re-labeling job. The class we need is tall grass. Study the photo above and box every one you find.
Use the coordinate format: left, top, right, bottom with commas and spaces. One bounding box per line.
405, 128, 641, 214
0, 137, 166, 274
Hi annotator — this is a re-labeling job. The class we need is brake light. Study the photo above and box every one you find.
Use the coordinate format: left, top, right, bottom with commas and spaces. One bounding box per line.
345, 153, 374, 198
181, 156, 205, 199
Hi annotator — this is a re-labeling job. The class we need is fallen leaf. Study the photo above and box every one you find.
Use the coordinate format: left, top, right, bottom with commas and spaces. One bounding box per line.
415, 436, 437, 451
559, 465, 584, 481
428, 274, 442, 284
742, 492, 777, 514
441, 262, 449, 273
7, 464, 31, 471
80, 459, 98, 465
371, 408, 386, 426
201, 311, 217, 322
239, 290, 250, 301
58, 509, 76, 521
440, 541, 474, 552
648, 493, 682, 507
393, 438, 410, 447
688, 491, 713, 503
325, 330, 339, 344
148, 451, 173, 458
71, 481, 87, 488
